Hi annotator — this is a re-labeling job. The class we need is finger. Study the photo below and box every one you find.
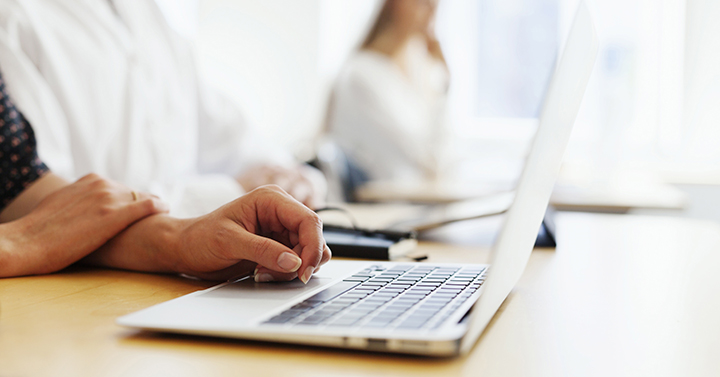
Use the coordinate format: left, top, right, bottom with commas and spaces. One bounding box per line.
234, 232, 303, 274
120, 192, 169, 225
265, 230, 293, 249
320, 244, 332, 266
254, 244, 330, 283
240, 187, 325, 283
289, 231, 299, 246
133, 191, 169, 212
295, 217, 324, 283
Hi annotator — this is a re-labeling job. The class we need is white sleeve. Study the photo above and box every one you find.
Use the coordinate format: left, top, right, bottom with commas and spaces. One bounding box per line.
169, 80, 296, 217
331, 66, 442, 179
195, 79, 294, 178
158, 173, 245, 219
0, 3, 74, 178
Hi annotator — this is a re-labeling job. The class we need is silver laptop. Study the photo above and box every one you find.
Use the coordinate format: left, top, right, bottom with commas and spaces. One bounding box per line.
118, 2, 598, 357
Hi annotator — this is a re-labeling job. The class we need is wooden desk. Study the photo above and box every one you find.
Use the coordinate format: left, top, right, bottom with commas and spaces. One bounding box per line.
2, 213, 720, 377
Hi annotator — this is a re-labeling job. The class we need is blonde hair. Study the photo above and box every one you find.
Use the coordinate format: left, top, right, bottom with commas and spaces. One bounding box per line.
361, 0, 395, 49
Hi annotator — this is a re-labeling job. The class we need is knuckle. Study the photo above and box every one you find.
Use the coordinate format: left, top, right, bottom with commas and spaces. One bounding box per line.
261, 184, 283, 193
93, 187, 115, 203
308, 213, 323, 228
95, 204, 115, 217
252, 184, 285, 199
81, 172, 100, 181
89, 177, 111, 191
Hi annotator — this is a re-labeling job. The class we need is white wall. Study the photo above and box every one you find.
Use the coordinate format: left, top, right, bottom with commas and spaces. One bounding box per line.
317, 0, 379, 83
194, 0, 382, 160
682, 0, 720, 169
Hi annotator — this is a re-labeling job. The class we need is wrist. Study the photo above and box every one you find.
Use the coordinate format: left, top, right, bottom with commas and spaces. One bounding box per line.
86, 214, 189, 274
0, 218, 36, 277
152, 215, 193, 273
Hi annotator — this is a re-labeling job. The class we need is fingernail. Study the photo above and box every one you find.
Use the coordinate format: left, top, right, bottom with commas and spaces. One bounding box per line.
255, 273, 274, 283
277, 252, 302, 272
300, 266, 315, 284
253, 266, 259, 276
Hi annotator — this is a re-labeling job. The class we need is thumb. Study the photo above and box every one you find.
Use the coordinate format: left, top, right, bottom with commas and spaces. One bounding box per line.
235, 231, 303, 274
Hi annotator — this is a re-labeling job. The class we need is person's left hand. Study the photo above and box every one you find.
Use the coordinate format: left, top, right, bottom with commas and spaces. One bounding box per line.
237, 164, 327, 209
0, 173, 168, 277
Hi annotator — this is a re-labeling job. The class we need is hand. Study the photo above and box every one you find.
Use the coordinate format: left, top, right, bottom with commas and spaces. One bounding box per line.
237, 164, 327, 209
89, 185, 332, 282
0, 173, 168, 277
170, 185, 331, 282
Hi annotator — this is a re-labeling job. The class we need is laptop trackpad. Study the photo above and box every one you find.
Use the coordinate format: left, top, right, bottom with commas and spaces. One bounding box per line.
200, 276, 333, 300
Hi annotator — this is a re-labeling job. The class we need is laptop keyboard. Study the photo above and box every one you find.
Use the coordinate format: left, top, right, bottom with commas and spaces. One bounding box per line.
262, 265, 486, 330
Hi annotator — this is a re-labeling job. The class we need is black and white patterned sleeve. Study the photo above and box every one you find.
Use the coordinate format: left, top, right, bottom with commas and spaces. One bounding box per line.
0, 69, 50, 211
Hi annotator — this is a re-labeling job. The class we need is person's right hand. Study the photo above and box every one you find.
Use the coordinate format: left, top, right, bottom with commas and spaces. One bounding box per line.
0, 173, 168, 277
84, 185, 331, 282
149, 185, 331, 282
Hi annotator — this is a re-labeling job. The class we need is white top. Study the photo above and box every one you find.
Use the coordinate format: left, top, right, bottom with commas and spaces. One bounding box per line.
327, 37, 449, 182
0, 0, 290, 217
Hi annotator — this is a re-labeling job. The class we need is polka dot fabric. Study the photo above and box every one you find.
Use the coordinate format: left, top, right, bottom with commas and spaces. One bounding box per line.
0, 70, 49, 211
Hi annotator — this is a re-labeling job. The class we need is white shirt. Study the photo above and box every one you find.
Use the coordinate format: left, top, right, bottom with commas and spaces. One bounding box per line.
327, 37, 449, 182
0, 0, 289, 217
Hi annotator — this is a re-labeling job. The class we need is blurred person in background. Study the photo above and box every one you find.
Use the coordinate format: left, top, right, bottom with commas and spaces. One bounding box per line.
0, 68, 329, 283
0, 0, 326, 217
326, 0, 449, 184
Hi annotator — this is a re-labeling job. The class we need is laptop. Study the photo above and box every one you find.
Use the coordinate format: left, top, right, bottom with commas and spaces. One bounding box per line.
118, 2, 598, 357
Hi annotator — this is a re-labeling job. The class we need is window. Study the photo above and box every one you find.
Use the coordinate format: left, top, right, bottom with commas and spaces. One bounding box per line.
436, 0, 695, 182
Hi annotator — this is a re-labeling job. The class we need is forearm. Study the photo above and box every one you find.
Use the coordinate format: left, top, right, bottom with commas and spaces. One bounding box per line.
0, 221, 26, 277
83, 214, 188, 274
0, 216, 87, 277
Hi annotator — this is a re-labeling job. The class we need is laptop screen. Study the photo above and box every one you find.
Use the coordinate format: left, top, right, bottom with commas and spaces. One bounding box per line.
460, 1, 599, 354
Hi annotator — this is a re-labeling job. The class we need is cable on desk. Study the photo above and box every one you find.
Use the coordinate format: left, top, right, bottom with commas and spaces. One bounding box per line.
314, 207, 360, 230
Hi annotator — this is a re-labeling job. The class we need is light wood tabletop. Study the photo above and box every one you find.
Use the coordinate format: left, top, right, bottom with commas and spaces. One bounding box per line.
2, 212, 720, 377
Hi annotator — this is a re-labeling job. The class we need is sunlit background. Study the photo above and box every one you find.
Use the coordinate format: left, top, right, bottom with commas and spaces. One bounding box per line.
155, 0, 720, 221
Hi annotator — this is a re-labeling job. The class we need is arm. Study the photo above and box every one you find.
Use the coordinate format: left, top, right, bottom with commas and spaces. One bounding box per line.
195, 67, 326, 209
84, 185, 331, 283
0, 173, 168, 277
